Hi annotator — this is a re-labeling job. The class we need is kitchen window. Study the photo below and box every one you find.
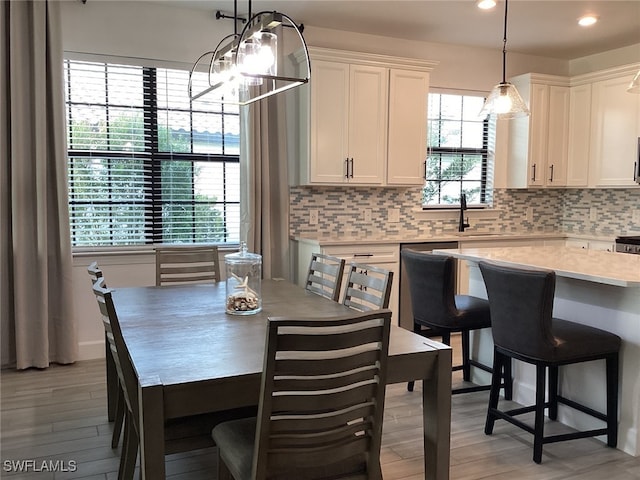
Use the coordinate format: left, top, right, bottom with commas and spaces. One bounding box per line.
64, 58, 240, 247
423, 92, 493, 207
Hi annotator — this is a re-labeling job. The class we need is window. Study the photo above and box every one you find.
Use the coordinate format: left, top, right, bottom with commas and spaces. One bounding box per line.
64, 59, 240, 247
423, 93, 493, 207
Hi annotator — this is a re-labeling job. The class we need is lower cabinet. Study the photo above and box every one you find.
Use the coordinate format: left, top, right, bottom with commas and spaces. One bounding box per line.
293, 241, 400, 325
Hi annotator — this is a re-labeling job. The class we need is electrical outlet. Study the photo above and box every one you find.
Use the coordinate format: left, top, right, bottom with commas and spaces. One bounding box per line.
388, 208, 400, 223
633, 209, 640, 224
309, 209, 318, 225
526, 206, 534, 222
589, 207, 598, 222
363, 208, 372, 223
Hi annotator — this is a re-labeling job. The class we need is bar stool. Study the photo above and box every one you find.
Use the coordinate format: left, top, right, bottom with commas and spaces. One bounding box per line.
479, 261, 621, 464
401, 250, 511, 396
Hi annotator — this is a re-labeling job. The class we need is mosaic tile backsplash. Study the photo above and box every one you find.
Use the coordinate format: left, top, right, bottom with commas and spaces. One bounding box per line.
290, 186, 640, 239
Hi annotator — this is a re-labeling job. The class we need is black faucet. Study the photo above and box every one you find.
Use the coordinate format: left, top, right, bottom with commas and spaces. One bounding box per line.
458, 193, 470, 232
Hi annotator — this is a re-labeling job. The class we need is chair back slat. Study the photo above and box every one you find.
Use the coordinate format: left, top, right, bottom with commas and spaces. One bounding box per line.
305, 253, 346, 302
342, 263, 393, 312
155, 245, 220, 286
252, 310, 391, 480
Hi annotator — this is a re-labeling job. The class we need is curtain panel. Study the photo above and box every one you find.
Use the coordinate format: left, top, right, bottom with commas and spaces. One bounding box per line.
240, 92, 291, 281
1, 0, 77, 369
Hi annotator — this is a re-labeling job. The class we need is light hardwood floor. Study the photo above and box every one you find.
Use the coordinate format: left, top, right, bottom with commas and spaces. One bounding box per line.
2, 342, 639, 480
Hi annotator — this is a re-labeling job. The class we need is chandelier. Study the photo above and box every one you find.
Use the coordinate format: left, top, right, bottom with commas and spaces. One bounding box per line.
188, 0, 310, 105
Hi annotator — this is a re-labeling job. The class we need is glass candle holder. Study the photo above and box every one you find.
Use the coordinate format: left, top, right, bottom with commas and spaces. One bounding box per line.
225, 242, 262, 315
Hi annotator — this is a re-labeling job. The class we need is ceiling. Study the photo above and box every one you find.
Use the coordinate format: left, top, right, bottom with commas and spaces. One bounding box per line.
164, 0, 640, 60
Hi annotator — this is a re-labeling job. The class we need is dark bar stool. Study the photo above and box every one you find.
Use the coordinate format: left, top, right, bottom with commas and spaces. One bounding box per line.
479, 261, 621, 464
401, 249, 512, 396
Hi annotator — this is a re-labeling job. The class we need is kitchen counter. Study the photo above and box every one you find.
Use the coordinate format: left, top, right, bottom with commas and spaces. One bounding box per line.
293, 231, 569, 247
433, 245, 640, 457
433, 245, 640, 287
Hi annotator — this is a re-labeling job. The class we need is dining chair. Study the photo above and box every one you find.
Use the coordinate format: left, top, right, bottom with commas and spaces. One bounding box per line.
400, 249, 512, 396
155, 245, 221, 286
304, 252, 346, 302
211, 309, 392, 480
91, 277, 257, 480
342, 262, 393, 313
87, 262, 125, 450
479, 261, 620, 464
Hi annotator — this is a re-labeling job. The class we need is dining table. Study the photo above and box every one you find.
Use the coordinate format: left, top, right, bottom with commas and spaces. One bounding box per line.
111, 278, 452, 480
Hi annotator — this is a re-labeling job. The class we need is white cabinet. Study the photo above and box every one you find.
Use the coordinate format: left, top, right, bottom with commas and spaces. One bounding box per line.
297, 48, 436, 186
588, 71, 640, 187
387, 69, 430, 185
309, 60, 387, 184
567, 63, 640, 188
566, 84, 592, 186
508, 74, 570, 188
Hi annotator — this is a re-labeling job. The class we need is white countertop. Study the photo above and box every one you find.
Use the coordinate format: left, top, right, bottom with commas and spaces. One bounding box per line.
433, 245, 640, 288
293, 232, 569, 247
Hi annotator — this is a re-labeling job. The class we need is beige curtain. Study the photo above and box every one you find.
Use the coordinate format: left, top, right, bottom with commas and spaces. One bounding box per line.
240, 91, 291, 281
0, 0, 77, 369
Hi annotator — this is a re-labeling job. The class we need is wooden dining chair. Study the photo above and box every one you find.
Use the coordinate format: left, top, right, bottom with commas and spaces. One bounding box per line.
87, 262, 125, 450
212, 309, 392, 480
342, 262, 393, 313
305, 253, 346, 302
155, 245, 221, 286
91, 277, 256, 480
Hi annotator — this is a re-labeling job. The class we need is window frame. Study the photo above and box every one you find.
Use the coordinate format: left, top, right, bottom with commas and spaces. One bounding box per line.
64, 57, 241, 248
422, 91, 493, 209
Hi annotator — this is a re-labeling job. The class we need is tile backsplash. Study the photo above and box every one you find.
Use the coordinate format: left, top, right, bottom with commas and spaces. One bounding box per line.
290, 186, 640, 239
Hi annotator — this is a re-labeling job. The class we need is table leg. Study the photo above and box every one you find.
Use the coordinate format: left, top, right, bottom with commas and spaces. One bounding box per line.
138, 382, 165, 479
422, 348, 452, 480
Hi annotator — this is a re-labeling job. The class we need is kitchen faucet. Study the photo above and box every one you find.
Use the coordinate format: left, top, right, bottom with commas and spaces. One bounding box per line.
458, 193, 470, 232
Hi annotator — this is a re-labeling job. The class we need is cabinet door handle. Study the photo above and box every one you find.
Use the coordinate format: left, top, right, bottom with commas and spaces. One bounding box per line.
549, 164, 554, 182
344, 158, 349, 179
531, 163, 537, 181
423, 160, 427, 180
353, 253, 373, 257
634, 161, 638, 182
350, 158, 354, 178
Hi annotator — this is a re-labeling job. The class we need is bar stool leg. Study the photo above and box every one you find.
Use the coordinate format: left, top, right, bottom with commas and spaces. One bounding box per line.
503, 357, 513, 401
461, 330, 471, 381
533, 364, 546, 464
548, 365, 559, 421
484, 348, 503, 435
606, 353, 619, 448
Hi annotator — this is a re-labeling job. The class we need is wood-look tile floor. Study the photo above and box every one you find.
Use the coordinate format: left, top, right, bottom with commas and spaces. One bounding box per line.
2, 341, 639, 479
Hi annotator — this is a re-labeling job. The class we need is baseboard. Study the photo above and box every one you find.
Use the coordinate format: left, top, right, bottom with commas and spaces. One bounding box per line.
77, 341, 105, 361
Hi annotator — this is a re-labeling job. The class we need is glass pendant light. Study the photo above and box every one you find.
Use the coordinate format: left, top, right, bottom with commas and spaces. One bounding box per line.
479, 0, 530, 119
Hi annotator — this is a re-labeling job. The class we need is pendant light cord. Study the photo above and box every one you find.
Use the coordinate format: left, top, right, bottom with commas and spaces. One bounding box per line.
501, 0, 508, 83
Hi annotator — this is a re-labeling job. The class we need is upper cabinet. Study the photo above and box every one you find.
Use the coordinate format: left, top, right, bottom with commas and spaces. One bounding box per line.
507, 74, 570, 188
294, 48, 437, 186
569, 63, 640, 188
588, 67, 640, 187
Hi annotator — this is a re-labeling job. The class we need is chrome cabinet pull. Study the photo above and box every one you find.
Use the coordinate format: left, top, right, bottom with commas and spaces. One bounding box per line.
350, 158, 354, 178
531, 163, 537, 181
423, 160, 427, 180
344, 158, 349, 179
549, 164, 554, 182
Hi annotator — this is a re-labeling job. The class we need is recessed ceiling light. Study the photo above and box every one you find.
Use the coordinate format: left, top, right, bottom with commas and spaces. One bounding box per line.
578, 15, 598, 27
477, 0, 497, 10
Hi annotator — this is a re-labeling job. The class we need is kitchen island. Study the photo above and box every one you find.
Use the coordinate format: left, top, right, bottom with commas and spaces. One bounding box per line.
432, 245, 640, 457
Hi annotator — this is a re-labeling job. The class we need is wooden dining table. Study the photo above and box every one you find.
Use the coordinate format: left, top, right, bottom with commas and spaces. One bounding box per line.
111, 279, 452, 480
